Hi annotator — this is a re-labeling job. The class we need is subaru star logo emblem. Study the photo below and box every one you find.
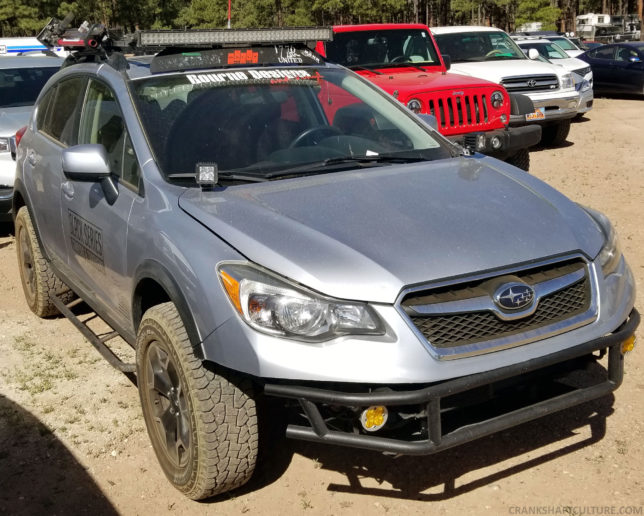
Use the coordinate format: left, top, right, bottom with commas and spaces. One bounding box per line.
494, 283, 535, 310
527, 79, 537, 88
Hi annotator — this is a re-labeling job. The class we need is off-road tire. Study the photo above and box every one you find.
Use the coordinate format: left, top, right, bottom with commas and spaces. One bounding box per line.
136, 302, 258, 500
506, 148, 530, 172
541, 119, 571, 146
15, 206, 74, 317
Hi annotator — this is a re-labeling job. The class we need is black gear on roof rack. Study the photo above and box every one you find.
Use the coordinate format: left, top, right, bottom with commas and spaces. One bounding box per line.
37, 17, 333, 72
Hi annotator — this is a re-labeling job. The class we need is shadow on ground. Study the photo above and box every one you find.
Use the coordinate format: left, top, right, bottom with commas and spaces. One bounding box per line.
0, 394, 118, 515
290, 390, 614, 501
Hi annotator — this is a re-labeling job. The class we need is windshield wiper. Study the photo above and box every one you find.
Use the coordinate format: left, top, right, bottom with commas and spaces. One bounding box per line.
347, 65, 384, 75
383, 62, 428, 72
263, 154, 428, 179
166, 172, 268, 183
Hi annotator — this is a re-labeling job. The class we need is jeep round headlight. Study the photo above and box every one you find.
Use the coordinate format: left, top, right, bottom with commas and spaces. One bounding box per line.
406, 99, 422, 114
491, 90, 504, 109
218, 263, 384, 341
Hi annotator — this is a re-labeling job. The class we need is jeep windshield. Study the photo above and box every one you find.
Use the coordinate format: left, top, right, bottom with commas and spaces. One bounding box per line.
326, 29, 442, 68
433, 32, 526, 63
132, 66, 451, 181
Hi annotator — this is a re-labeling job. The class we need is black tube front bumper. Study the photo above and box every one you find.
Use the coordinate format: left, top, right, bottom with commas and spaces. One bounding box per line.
449, 124, 542, 161
264, 309, 639, 456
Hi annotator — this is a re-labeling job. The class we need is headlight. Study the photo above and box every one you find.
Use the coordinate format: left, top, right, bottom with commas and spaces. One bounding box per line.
560, 73, 574, 90
0, 137, 9, 153
583, 207, 622, 276
218, 263, 385, 341
406, 99, 422, 114
491, 90, 504, 109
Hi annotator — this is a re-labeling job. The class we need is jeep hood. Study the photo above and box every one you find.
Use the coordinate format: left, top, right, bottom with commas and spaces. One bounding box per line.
448, 59, 566, 83
178, 157, 604, 303
358, 68, 501, 96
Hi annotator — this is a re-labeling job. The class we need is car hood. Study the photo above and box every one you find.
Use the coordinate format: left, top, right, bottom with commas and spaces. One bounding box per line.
448, 59, 566, 82
357, 68, 500, 96
178, 157, 604, 303
0, 106, 32, 137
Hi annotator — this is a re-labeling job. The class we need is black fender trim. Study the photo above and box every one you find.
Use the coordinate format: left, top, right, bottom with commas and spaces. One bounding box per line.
132, 260, 205, 359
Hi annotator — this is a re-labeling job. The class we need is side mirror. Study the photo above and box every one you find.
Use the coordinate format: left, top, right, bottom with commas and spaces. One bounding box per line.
62, 144, 111, 180
418, 114, 438, 130
528, 48, 539, 60
441, 54, 451, 71
62, 144, 118, 205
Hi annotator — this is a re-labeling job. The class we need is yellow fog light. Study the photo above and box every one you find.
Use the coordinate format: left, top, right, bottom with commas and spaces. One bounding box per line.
360, 405, 388, 432
621, 335, 636, 354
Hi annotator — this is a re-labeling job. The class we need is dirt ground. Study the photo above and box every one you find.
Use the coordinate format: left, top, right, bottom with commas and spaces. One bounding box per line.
1, 97, 643, 516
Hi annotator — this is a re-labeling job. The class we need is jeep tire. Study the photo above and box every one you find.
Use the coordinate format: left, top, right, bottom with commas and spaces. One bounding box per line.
15, 206, 74, 317
541, 119, 571, 146
506, 148, 530, 172
136, 302, 258, 500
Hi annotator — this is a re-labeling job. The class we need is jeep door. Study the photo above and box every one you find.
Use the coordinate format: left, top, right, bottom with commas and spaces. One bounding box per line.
61, 78, 141, 324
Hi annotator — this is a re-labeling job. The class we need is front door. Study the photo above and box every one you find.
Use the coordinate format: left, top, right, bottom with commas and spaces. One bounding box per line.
61, 78, 142, 325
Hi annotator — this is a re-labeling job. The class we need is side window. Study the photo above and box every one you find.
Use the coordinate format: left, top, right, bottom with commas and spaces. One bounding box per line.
36, 86, 56, 130
79, 80, 141, 190
40, 77, 86, 146
616, 46, 637, 62
592, 46, 616, 60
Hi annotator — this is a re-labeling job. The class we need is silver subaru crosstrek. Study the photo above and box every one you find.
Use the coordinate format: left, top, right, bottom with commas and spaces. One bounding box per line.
13, 20, 638, 501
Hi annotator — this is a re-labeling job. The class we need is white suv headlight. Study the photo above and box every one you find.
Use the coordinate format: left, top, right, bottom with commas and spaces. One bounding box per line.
560, 73, 574, 90
218, 263, 385, 341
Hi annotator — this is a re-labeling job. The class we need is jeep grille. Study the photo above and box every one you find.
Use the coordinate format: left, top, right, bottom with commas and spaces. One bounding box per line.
424, 91, 499, 136
400, 258, 596, 359
501, 74, 558, 92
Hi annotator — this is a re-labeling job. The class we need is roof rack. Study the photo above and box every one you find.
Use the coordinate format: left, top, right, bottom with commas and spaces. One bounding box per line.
37, 17, 333, 72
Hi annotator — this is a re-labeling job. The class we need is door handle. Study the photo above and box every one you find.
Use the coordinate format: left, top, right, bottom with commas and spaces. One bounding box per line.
62, 181, 74, 199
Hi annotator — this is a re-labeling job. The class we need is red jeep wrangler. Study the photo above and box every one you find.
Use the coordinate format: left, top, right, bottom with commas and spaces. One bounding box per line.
316, 24, 541, 170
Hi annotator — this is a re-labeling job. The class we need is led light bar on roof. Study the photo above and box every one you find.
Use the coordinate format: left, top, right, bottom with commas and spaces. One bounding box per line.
139, 27, 333, 47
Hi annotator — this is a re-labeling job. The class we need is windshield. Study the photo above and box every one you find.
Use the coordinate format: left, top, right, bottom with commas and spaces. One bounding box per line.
520, 41, 569, 59
548, 37, 578, 51
326, 29, 441, 68
0, 66, 59, 108
433, 31, 526, 62
132, 66, 450, 180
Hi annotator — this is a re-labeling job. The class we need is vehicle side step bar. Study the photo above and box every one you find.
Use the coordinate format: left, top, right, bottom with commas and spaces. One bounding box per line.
50, 294, 136, 373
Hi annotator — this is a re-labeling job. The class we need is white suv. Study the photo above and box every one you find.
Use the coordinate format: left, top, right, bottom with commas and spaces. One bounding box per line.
431, 26, 580, 145
0, 54, 61, 221
513, 37, 593, 118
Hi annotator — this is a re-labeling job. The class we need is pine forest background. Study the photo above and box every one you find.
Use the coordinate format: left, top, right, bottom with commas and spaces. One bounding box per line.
1, 0, 642, 38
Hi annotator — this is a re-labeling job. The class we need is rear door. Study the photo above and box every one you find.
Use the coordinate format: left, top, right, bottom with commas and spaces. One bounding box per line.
26, 76, 86, 269
586, 46, 617, 90
61, 78, 142, 323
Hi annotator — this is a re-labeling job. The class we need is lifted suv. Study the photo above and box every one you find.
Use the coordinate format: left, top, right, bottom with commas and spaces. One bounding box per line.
14, 19, 638, 500
317, 24, 541, 171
